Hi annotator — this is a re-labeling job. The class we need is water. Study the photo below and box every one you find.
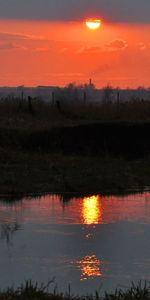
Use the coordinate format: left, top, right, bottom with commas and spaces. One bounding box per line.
0, 192, 150, 294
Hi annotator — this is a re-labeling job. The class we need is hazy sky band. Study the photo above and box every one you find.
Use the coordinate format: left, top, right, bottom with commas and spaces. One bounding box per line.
0, 0, 150, 23
0, 2, 150, 87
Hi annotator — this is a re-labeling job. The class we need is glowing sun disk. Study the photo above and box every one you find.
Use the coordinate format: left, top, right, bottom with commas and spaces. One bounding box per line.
86, 19, 101, 30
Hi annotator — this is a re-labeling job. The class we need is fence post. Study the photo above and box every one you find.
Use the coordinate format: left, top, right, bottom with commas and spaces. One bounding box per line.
83, 91, 87, 104
52, 91, 55, 106
28, 96, 33, 114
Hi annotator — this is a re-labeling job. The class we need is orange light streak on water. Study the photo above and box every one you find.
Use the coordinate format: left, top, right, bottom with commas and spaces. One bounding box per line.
82, 195, 102, 225
76, 255, 102, 281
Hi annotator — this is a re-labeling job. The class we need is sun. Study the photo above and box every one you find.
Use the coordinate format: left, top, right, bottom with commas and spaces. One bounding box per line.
85, 19, 101, 30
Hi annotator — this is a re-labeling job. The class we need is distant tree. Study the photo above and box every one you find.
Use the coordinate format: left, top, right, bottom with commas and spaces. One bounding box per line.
137, 86, 146, 101
66, 80, 96, 90
102, 84, 113, 104
65, 82, 76, 90
83, 79, 96, 90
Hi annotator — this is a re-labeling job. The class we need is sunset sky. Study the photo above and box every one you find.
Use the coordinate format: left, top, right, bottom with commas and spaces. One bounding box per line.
0, 0, 150, 88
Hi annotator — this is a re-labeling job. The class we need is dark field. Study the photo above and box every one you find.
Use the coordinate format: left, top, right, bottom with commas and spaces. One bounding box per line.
1, 122, 150, 158
0, 98, 150, 195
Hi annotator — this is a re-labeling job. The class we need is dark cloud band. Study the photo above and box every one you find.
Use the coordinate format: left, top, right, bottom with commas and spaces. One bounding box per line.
0, 0, 150, 23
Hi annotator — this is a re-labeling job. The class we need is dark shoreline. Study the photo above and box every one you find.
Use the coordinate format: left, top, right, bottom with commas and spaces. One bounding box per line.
0, 186, 150, 204
1, 122, 150, 195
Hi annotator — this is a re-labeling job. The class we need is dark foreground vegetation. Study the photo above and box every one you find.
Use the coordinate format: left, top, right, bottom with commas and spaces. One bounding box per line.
1, 97, 150, 195
0, 281, 150, 300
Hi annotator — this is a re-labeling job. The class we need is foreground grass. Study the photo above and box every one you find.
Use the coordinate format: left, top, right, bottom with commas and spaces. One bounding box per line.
0, 281, 150, 300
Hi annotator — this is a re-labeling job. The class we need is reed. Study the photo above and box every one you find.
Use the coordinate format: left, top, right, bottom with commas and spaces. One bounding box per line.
0, 281, 149, 300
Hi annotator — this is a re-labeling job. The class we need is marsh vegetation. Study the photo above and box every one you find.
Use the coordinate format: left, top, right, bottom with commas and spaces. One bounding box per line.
0, 281, 149, 300
0, 88, 150, 195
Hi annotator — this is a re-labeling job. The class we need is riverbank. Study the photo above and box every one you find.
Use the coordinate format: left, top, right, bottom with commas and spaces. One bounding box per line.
0, 281, 149, 300
1, 122, 150, 158
1, 120, 150, 195
0, 145, 150, 196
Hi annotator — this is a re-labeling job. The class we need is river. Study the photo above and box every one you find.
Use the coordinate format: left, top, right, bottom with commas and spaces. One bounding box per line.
0, 192, 150, 294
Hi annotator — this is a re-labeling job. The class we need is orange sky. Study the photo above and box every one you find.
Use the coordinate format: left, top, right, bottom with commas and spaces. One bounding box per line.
0, 19, 150, 88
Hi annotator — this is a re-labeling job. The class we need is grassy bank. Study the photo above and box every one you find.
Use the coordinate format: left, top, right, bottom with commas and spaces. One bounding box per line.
1, 149, 150, 195
0, 281, 149, 300
1, 122, 150, 158
1, 99, 150, 195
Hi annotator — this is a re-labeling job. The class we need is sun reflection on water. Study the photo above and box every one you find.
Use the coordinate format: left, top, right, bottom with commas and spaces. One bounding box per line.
82, 195, 102, 225
76, 255, 102, 281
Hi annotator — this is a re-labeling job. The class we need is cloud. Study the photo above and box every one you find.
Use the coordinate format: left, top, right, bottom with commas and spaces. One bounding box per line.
0, 32, 44, 41
0, 42, 15, 50
91, 64, 111, 76
0, 42, 26, 50
0, 32, 30, 41
106, 39, 128, 51
34, 46, 50, 52
0, 0, 150, 23
137, 42, 147, 51
53, 72, 84, 77
59, 47, 68, 53
0, 32, 49, 51
76, 46, 101, 54
76, 41, 128, 55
